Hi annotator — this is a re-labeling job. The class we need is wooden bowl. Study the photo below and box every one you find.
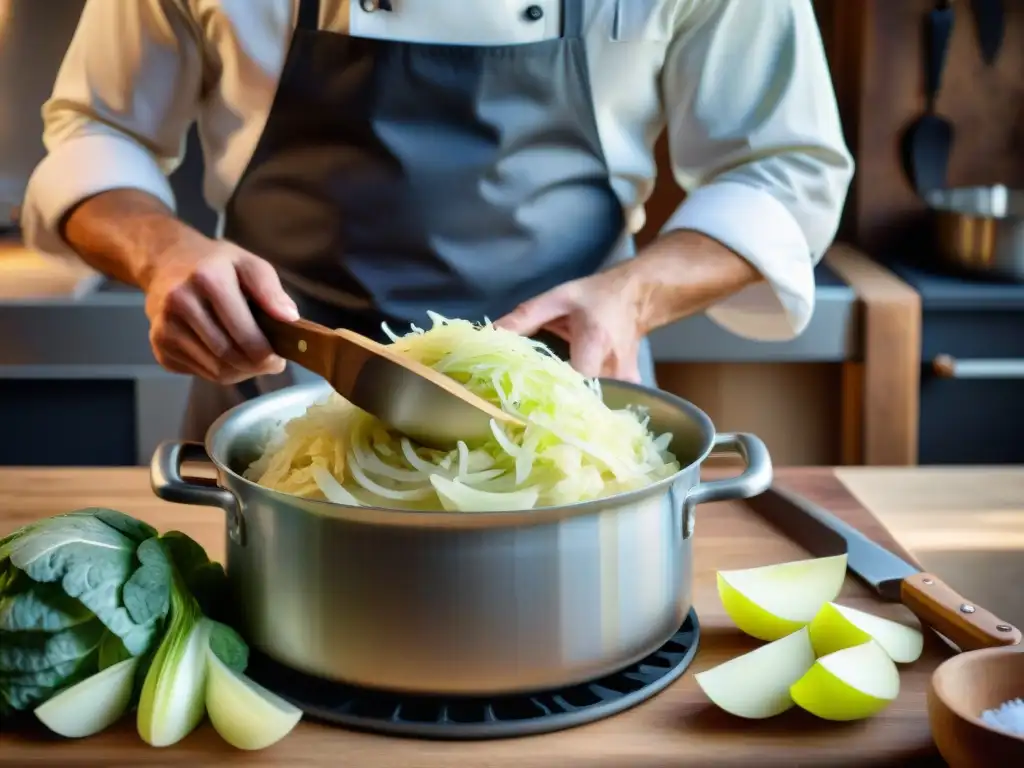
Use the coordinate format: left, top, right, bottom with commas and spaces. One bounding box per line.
928, 646, 1024, 767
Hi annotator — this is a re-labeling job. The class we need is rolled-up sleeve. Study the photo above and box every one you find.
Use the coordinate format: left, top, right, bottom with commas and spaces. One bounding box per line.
660, 0, 854, 341
22, 0, 203, 258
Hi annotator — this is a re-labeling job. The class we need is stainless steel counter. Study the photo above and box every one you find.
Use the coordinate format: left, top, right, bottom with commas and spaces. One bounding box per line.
0, 262, 857, 466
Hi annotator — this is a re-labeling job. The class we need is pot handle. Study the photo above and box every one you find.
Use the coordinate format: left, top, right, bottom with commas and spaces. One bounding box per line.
150, 441, 245, 544
687, 433, 773, 507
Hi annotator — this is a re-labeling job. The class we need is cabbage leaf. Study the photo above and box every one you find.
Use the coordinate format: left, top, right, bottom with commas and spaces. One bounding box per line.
1, 515, 159, 656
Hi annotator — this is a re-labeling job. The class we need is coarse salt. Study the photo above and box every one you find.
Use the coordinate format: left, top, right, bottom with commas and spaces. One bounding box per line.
981, 698, 1024, 736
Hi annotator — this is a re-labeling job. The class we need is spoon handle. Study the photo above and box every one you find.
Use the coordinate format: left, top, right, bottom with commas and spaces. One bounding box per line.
249, 304, 521, 434
250, 304, 346, 390
249, 305, 411, 403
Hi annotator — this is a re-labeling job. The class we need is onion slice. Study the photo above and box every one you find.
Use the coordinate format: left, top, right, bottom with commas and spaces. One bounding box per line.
137, 592, 211, 747
34, 657, 139, 738
312, 467, 363, 507
347, 453, 434, 501
429, 474, 539, 512
205, 647, 302, 750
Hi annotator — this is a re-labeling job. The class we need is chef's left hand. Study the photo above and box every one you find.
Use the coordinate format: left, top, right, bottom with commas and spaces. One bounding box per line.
496, 231, 761, 382
496, 267, 647, 382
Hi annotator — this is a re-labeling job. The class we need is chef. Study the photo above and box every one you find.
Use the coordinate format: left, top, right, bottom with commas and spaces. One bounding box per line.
22, 0, 853, 441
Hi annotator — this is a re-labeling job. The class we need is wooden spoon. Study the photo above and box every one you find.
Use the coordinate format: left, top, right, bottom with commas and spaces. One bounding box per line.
251, 306, 523, 448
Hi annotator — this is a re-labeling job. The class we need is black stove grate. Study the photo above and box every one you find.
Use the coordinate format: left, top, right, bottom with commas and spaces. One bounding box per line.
247, 609, 700, 740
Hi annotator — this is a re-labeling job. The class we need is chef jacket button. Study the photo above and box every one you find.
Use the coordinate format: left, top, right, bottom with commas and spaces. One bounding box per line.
360, 0, 379, 12
524, 5, 544, 21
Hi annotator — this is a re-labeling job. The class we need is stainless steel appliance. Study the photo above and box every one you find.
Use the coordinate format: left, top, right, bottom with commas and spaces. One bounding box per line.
151, 379, 772, 697
889, 260, 1024, 465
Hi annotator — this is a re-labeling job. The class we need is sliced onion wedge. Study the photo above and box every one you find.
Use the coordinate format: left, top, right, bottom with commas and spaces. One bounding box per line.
312, 466, 363, 507
205, 647, 302, 750
429, 474, 539, 512
34, 657, 140, 738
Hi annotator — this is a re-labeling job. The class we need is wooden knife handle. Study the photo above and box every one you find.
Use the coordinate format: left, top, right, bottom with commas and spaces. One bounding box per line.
901, 572, 1022, 651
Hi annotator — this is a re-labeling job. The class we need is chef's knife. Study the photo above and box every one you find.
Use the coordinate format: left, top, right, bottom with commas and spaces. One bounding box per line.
970, 0, 1004, 64
745, 485, 1022, 653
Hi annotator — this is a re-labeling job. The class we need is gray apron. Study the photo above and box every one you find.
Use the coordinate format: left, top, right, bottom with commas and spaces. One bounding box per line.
181, 0, 655, 441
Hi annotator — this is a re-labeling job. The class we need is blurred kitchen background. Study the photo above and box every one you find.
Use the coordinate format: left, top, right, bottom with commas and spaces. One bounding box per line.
0, 0, 1022, 468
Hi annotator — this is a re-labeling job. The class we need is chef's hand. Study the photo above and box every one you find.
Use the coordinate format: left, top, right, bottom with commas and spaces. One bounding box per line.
142, 231, 300, 384
497, 268, 647, 382
59, 188, 299, 384
496, 231, 761, 381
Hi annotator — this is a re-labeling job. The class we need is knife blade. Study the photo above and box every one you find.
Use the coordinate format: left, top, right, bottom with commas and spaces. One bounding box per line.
745, 485, 1022, 652
970, 0, 1004, 64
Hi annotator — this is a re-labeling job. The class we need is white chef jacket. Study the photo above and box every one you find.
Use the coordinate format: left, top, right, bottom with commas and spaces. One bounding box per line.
21, 0, 854, 341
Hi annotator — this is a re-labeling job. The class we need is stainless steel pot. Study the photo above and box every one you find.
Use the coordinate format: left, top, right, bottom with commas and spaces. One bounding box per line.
151, 380, 772, 696
928, 185, 1024, 281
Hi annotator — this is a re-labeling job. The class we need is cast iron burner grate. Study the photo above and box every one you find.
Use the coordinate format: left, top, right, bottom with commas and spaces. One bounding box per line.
246, 609, 699, 740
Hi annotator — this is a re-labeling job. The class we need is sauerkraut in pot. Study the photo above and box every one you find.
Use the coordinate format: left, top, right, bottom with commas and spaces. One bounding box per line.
244, 314, 680, 512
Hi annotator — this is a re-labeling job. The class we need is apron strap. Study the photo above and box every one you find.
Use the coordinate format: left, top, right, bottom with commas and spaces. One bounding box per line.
562, 0, 585, 39
296, 0, 320, 31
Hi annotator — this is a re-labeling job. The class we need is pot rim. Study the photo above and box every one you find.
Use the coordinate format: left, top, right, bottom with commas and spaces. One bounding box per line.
203, 378, 718, 523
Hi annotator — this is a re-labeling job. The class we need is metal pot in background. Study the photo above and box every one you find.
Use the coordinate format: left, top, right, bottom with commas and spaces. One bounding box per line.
151, 380, 772, 696
928, 185, 1024, 281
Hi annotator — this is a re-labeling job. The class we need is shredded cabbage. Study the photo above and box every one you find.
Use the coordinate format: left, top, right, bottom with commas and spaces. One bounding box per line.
245, 314, 680, 512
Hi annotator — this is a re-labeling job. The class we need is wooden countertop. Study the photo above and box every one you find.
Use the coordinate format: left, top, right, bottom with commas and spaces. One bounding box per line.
0, 466, 1022, 766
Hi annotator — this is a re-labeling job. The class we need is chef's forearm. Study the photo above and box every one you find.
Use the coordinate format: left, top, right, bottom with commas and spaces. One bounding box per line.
62, 189, 201, 290
630, 230, 761, 332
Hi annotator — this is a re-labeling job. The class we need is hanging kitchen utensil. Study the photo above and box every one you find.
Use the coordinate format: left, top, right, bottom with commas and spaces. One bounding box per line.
745, 485, 1022, 653
970, 0, 1005, 65
901, 0, 956, 195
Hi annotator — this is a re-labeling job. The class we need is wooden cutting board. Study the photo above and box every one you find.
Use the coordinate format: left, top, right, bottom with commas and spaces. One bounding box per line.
0, 467, 948, 767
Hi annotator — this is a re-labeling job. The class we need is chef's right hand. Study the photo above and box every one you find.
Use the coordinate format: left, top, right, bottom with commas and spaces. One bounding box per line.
142, 235, 300, 384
